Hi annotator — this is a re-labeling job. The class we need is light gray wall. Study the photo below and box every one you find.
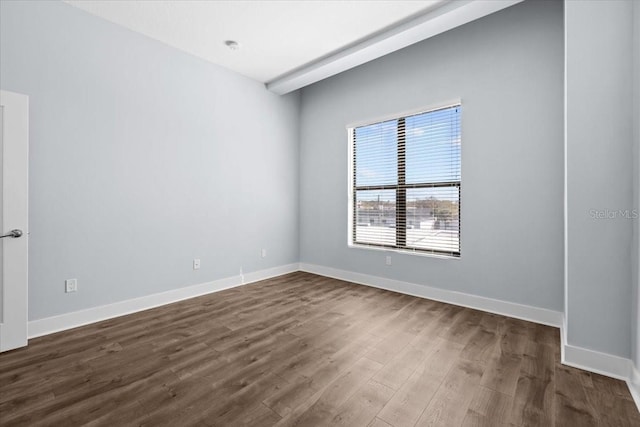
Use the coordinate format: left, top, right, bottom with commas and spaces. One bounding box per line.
0, 105, 3, 321
0, 0, 300, 321
299, 0, 564, 311
565, 0, 634, 358
633, 0, 640, 371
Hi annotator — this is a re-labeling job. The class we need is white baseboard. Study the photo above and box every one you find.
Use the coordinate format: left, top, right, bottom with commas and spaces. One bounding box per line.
562, 343, 633, 381
28, 263, 299, 339
560, 317, 640, 411
299, 263, 563, 328
629, 365, 640, 410
630, 383, 640, 412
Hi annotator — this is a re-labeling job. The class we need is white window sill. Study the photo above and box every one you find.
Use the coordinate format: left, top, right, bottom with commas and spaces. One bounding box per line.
348, 243, 461, 260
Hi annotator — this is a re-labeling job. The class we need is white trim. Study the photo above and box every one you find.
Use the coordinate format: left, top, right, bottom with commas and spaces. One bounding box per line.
632, 364, 640, 388
562, 342, 632, 381
242, 264, 298, 286
629, 365, 640, 410
346, 102, 463, 259
27, 263, 299, 339
0, 90, 29, 353
345, 99, 462, 130
347, 243, 462, 260
299, 263, 562, 327
347, 126, 354, 250
562, 0, 570, 364
560, 315, 567, 367
560, 315, 640, 411
267, 1, 523, 94
562, 341, 640, 411
561, 342, 639, 412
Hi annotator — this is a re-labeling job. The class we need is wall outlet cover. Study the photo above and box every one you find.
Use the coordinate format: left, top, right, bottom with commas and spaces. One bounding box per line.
65, 279, 77, 293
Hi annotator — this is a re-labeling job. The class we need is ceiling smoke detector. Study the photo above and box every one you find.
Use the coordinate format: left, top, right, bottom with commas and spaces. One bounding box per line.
224, 40, 240, 50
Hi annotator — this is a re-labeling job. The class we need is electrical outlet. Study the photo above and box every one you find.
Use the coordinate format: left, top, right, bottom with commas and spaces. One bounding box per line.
65, 279, 77, 293
193, 258, 201, 270
386, 256, 392, 266
261, 248, 267, 258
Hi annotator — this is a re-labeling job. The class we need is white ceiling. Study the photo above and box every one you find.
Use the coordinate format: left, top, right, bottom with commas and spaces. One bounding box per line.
64, 0, 522, 94
64, 0, 444, 82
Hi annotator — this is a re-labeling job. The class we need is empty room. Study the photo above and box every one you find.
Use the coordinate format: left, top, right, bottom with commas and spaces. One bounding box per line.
1, 0, 639, 425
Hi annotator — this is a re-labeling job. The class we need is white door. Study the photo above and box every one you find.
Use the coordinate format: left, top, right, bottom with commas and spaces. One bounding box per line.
0, 90, 29, 352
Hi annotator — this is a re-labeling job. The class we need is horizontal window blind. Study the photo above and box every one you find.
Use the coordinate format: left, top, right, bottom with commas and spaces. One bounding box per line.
351, 104, 461, 256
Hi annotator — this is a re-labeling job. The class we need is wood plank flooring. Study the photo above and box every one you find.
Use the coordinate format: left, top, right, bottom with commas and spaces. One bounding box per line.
1, 272, 638, 426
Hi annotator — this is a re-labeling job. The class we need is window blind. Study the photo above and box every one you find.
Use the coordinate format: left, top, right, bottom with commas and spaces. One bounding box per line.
351, 104, 461, 256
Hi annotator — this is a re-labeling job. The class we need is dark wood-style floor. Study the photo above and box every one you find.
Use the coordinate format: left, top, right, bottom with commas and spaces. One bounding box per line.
1, 272, 638, 426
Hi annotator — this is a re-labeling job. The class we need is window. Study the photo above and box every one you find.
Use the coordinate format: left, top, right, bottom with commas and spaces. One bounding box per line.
349, 103, 461, 257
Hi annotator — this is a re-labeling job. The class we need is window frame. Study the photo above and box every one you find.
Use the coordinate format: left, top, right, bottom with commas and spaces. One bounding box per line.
347, 101, 462, 258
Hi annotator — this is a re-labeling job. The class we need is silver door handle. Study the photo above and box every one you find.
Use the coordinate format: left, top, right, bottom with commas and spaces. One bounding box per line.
0, 229, 23, 239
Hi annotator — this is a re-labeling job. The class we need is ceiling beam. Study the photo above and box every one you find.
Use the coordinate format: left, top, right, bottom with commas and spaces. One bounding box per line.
266, 0, 523, 95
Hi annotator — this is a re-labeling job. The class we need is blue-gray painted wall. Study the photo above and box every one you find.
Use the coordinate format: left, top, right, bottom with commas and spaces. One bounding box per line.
299, 0, 565, 312
1, 0, 300, 320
